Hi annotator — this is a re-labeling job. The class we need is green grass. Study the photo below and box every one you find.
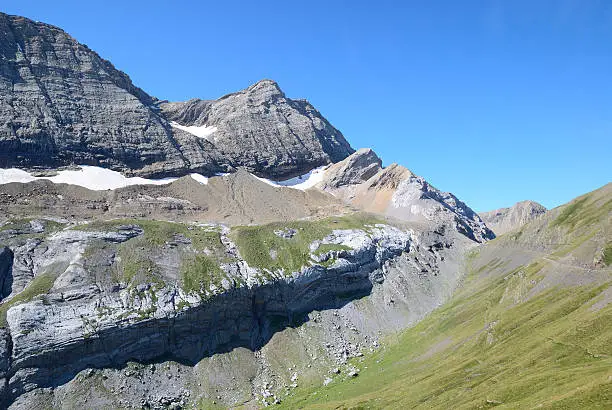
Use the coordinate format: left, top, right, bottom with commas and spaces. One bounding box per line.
230, 213, 383, 273
313, 243, 352, 255
550, 194, 612, 232
0, 218, 65, 236
278, 256, 612, 409
75, 219, 210, 247
78, 219, 232, 286
113, 240, 164, 286
0, 272, 58, 327
604, 242, 612, 266
180, 255, 226, 294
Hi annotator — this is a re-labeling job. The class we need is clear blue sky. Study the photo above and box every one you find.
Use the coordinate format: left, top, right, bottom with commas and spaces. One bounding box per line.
3, 1, 611, 212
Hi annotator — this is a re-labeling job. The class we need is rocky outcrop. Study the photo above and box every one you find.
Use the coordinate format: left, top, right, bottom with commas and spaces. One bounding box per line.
318, 150, 495, 242
0, 12, 352, 179
161, 80, 354, 179
0, 13, 193, 177
479, 200, 547, 236
0, 220, 419, 406
319, 148, 382, 189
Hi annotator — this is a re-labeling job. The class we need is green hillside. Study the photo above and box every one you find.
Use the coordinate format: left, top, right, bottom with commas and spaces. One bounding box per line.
278, 184, 612, 409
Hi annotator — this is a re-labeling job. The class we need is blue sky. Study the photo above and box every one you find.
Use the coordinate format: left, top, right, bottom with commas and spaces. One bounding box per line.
3, 1, 611, 212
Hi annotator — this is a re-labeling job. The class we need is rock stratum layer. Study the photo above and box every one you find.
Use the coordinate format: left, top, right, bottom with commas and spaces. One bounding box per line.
0, 13, 352, 179
0, 216, 468, 408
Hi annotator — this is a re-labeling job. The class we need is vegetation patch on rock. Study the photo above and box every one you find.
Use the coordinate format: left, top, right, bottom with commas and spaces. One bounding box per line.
230, 213, 384, 273
0, 271, 58, 326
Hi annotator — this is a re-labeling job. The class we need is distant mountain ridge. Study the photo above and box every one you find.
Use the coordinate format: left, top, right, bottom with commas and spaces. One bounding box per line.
479, 200, 547, 236
0, 12, 353, 179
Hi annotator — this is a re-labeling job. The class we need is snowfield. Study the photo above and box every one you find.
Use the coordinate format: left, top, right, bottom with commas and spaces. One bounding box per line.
170, 121, 217, 141
0, 166, 204, 191
251, 166, 327, 190
189, 173, 209, 185
0, 165, 327, 191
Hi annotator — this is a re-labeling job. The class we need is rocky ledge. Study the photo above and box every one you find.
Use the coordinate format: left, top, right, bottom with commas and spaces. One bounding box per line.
0, 218, 419, 406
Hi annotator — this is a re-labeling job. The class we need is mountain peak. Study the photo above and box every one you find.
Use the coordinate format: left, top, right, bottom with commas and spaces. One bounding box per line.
479, 200, 547, 236
248, 78, 283, 92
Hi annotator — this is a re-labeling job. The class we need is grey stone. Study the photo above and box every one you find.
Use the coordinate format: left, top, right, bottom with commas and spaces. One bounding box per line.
0, 13, 353, 180
0, 222, 416, 406
320, 148, 382, 189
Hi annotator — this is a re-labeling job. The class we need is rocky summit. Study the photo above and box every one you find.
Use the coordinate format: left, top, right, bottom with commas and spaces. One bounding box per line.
0, 12, 353, 179
161, 80, 354, 179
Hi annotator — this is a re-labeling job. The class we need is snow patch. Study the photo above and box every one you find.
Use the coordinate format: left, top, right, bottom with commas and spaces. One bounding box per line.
170, 121, 217, 140
190, 173, 209, 185
0, 166, 178, 191
250, 166, 327, 191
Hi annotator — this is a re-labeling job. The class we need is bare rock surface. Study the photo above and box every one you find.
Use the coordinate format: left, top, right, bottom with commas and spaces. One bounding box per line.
0, 215, 470, 408
0, 12, 352, 180
0, 169, 348, 226
162, 80, 354, 179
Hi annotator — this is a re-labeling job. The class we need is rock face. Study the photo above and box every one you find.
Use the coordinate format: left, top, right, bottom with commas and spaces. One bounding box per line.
0, 12, 352, 179
479, 200, 547, 236
318, 150, 495, 242
161, 80, 354, 179
0, 218, 458, 407
320, 148, 382, 189
1, 217, 470, 409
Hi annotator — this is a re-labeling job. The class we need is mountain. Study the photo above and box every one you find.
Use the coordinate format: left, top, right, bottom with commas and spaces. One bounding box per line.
479, 200, 547, 236
0, 12, 353, 179
317, 148, 495, 242
0, 13, 492, 408
0, 11, 608, 410
276, 183, 612, 409
161, 80, 353, 179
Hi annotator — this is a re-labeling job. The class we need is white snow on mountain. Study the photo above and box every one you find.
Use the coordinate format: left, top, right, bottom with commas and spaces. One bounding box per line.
251, 166, 327, 190
0, 166, 180, 191
170, 121, 217, 140
189, 173, 209, 185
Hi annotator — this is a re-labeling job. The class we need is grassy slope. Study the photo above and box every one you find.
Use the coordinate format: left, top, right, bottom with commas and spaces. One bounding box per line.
278, 184, 612, 409
0, 271, 59, 326
230, 213, 383, 274
76, 219, 232, 290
